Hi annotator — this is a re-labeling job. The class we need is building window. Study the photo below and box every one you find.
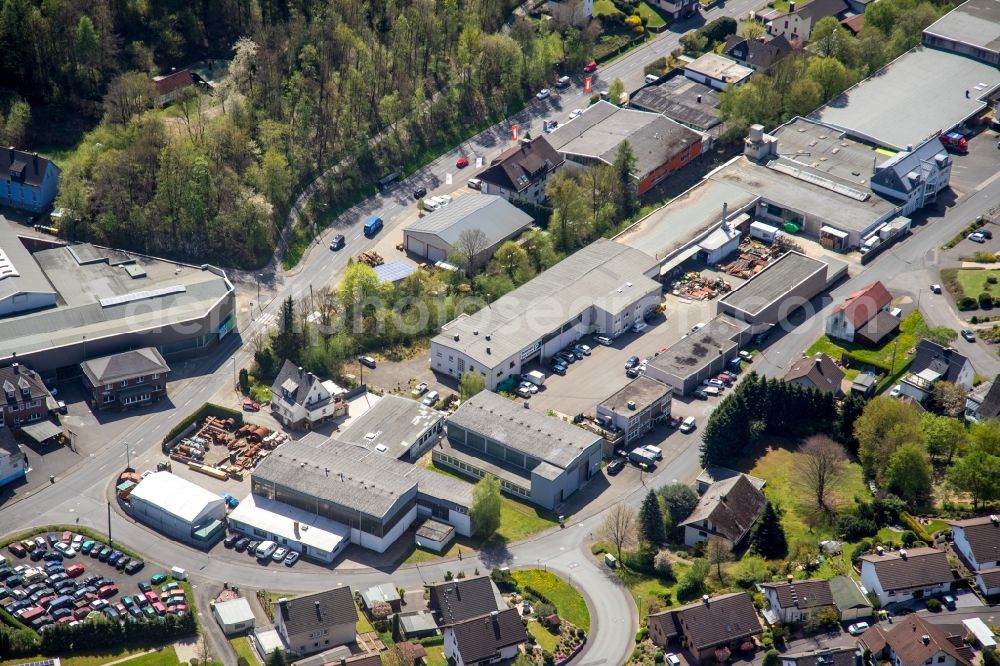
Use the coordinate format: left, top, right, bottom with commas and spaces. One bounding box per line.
135, 376, 145, 384
152, 373, 160, 380
121, 379, 129, 387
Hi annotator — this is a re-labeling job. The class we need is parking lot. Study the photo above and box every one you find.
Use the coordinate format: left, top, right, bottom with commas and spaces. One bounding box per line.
2, 530, 189, 631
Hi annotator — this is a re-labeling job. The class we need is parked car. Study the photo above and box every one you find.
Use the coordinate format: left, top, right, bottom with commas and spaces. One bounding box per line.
679, 416, 697, 433
848, 622, 870, 635
643, 445, 663, 460
284, 551, 300, 566
942, 593, 956, 610
271, 547, 288, 562
568, 108, 583, 120
8, 543, 26, 558
44, 551, 63, 563
456, 157, 469, 169
242, 399, 260, 412
962, 329, 976, 342
969, 231, 987, 243
79, 541, 95, 555
414, 382, 428, 395
149, 573, 169, 586
594, 335, 613, 346
422, 195, 440, 210
625, 355, 640, 370
54, 543, 76, 558
224, 534, 238, 549
65, 565, 84, 578
125, 559, 145, 575
625, 367, 641, 378
982, 229, 994, 240
666, 654, 682, 666
606, 459, 626, 476
632, 321, 647, 333
583, 60, 598, 73
703, 378, 725, 389
234, 538, 250, 552
329, 234, 346, 251
421, 390, 440, 407
536, 88, 551, 100
550, 363, 567, 376
555, 351, 576, 364
412, 186, 427, 200
738, 350, 753, 361
467, 178, 483, 190
555, 75, 571, 88
516, 385, 532, 399
574, 344, 591, 356
930, 283, 942, 294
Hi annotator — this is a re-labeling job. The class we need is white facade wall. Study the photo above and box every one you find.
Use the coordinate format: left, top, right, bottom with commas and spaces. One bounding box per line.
860, 560, 951, 606
951, 526, 997, 571
351, 504, 418, 553
444, 627, 521, 666
0, 448, 27, 487
975, 574, 1000, 596
764, 588, 803, 624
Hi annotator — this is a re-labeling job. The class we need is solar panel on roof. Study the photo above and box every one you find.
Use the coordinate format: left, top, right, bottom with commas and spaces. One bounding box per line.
98, 284, 186, 307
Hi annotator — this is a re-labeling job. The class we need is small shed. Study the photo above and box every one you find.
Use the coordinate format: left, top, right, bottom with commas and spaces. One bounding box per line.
963, 618, 997, 649
415, 518, 456, 553
212, 597, 255, 635
399, 610, 440, 640
851, 373, 877, 396
361, 583, 402, 614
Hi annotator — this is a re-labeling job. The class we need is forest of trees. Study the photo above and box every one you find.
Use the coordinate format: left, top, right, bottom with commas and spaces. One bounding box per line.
0, 0, 599, 267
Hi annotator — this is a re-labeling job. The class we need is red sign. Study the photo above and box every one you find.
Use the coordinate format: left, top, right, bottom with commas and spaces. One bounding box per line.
512, 124, 519, 141
584, 76, 592, 93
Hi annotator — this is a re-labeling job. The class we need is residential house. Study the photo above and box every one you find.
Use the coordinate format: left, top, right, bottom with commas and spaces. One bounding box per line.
80, 348, 170, 410
766, 0, 850, 46
403, 194, 534, 267
0, 362, 52, 426
153, 70, 212, 107
596, 376, 672, 444
475, 137, 564, 205
899, 340, 975, 404
965, 377, 1000, 422
547, 0, 593, 25
274, 588, 358, 657
859, 614, 974, 666
761, 579, 837, 624
859, 547, 952, 606
269, 360, 348, 430
427, 576, 505, 627
648, 592, 763, 662
783, 353, 845, 395
949, 515, 1000, 596
869, 139, 952, 218
0, 427, 26, 487
649, 0, 699, 19
680, 473, 767, 549
443, 608, 528, 666
722, 35, 794, 73
0, 147, 60, 214
695, 466, 765, 495
825, 281, 894, 344
683, 53, 754, 91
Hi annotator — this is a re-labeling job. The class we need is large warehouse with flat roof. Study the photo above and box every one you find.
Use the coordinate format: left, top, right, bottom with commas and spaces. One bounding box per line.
337, 394, 444, 462
644, 315, 751, 395
127, 471, 227, 547
717, 251, 839, 326
431, 239, 662, 390
249, 436, 472, 554
434, 391, 603, 509
923, 0, 1000, 66
810, 46, 1000, 150
0, 228, 235, 376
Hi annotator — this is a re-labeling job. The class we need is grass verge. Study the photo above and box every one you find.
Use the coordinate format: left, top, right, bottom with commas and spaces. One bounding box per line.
424, 645, 447, 666
1, 648, 153, 666
805, 311, 923, 372
114, 648, 183, 666
512, 569, 590, 631
527, 620, 561, 652
637, 1, 668, 27
230, 636, 259, 664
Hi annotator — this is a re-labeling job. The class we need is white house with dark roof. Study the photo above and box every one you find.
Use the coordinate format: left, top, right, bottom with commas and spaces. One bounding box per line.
859, 614, 974, 666
274, 587, 357, 657
403, 195, 534, 267
899, 340, 975, 404
269, 360, 348, 429
435, 390, 604, 509
859, 547, 952, 606
680, 473, 766, 549
949, 515, 1000, 595
765, 0, 849, 45
444, 608, 528, 666
761, 579, 837, 624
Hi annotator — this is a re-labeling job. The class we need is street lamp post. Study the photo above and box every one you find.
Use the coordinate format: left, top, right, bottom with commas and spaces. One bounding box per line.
256, 273, 262, 304
124, 441, 131, 471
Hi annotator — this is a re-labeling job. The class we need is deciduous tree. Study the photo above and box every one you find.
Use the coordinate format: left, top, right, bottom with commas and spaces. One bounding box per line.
600, 503, 638, 562
470, 475, 502, 539
854, 396, 922, 479
795, 435, 848, 511
450, 228, 491, 276
657, 483, 699, 527
884, 442, 933, 502
705, 537, 732, 582
920, 413, 968, 464
948, 449, 1000, 508
459, 371, 486, 400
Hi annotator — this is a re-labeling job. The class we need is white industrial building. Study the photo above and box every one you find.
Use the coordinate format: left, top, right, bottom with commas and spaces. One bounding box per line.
212, 597, 256, 635
227, 493, 350, 564
431, 239, 662, 390
127, 471, 227, 547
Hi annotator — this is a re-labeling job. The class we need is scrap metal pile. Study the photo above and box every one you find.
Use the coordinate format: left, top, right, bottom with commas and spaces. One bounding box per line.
670, 272, 732, 300
169, 415, 287, 480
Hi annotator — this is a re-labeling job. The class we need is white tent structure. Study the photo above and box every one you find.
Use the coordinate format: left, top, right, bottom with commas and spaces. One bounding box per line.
128, 472, 226, 546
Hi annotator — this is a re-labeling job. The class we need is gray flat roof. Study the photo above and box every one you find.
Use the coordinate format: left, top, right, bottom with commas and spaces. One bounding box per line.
404, 194, 534, 246
432, 238, 660, 366
339, 394, 442, 458
924, 0, 1000, 55
0, 240, 232, 360
253, 439, 472, 519
0, 223, 57, 305
616, 179, 757, 263
447, 390, 601, 469
811, 46, 1000, 149
546, 101, 702, 180
599, 376, 671, 415
684, 53, 753, 84
648, 314, 749, 377
720, 251, 828, 315
629, 76, 723, 130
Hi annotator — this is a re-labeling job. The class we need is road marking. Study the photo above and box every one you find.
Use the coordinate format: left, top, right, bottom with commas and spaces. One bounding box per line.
976, 168, 1000, 192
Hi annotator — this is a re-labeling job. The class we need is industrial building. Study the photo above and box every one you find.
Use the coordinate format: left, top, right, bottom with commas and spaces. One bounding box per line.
431, 239, 662, 390
434, 391, 604, 510
403, 195, 534, 267
249, 435, 472, 554
717, 251, 836, 327
212, 597, 256, 636
596, 376, 672, 443
811, 46, 1000, 150
546, 101, 704, 195
0, 229, 236, 376
643, 315, 751, 395
337, 394, 444, 462
629, 76, 723, 135
227, 493, 351, 564
923, 0, 1000, 66
683, 53, 754, 90
126, 471, 227, 547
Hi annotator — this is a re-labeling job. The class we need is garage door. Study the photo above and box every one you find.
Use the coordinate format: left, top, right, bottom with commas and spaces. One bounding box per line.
426, 243, 448, 263
405, 234, 426, 257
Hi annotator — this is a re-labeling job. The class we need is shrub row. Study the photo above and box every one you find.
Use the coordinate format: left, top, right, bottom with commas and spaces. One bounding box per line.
900, 512, 933, 543
942, 218, 987, 250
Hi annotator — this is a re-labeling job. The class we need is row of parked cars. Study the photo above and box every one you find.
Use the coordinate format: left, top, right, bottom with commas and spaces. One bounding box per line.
548, 343, 592, 377
9, 532, 146, 575
224, 533, 300, 566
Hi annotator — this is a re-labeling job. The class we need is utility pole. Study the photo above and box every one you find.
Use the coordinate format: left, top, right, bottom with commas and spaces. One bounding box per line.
107, 501, 113, 549
124, 441, 131, 471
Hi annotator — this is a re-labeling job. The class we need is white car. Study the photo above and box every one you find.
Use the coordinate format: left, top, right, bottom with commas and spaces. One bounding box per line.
632, 321, 647, 333
422, 198, 440, 212
516, 385, 532, 398
519, 381, 539, 394
594, 335, 613, 346
434, 194, 452, 206
691, 322, 705, 332
848, 622, 870, 636
890, 384, 902, 397
536, 88, 551, 100
666, 654, 682, 666
414, 382, 428, 395
568, 108, 583, 120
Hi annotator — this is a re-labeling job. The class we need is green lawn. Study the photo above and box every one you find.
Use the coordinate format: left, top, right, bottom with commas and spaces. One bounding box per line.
806, 311, 923, 373
594, 0, 623, 16
527, 620, 561, 652
512, 569, 590, 631
636, 2, 668, 27
230, 636, 259, 665
741, 441, 871, 545
770, 0, 810, 11
114, 648, 182, 666
1, 650, 152, 666
953, 269, 1000, 299
621, 561, 690, 622
425, 645, 448, 666
356, 601, 375, 633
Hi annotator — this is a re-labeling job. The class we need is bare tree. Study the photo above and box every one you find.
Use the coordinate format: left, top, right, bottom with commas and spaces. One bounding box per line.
600, 503, 637, 562
796, 435, 848, 512
196, 635, 213, 664
103, 71, 156, 124
705, 537, 732, 582
450, 228, 490, 276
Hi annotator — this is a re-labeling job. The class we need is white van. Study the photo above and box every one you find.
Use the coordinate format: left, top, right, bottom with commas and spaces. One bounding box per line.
703, 386, 721, 397
422, 390, 440, 406
170, 566, 187, 581
679, 416, 697, 433
255, 541, 277, 560
644, 74, 660, 84
643, 445, 663, 460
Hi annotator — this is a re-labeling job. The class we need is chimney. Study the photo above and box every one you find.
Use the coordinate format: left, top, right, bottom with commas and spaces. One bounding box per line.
702, 594, 710, 605
486, 347, 491, 355
297, 366, 304, 374
990, 514, 999, 524
789, 0, 795, 11
627, 400, 636, 410
899, 549, 907, 559
722, 202, 728, 226
315, 600, 322, 618
696, 94, 702, 103
815, 357, 822, 368
922, 635, 931, 645
11, 363, 18, 374
278, 597, 288, 607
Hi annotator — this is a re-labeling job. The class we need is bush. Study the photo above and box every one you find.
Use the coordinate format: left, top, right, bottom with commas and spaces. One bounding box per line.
960, 296, 978, 310
763, 649, 781, 666
925, 598, 942, 612
901, 530, 918, 547
491, 568, 517, 592
655, 650, 666, 664
654, 550, 674, 578
238, 659, 251, 666
900, 512, 933, 542
805, 607, 841, 632
851, 540, 872, 564
837, 514, 878, 540
636, 627, 649, 643
980, 292, 993, 309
